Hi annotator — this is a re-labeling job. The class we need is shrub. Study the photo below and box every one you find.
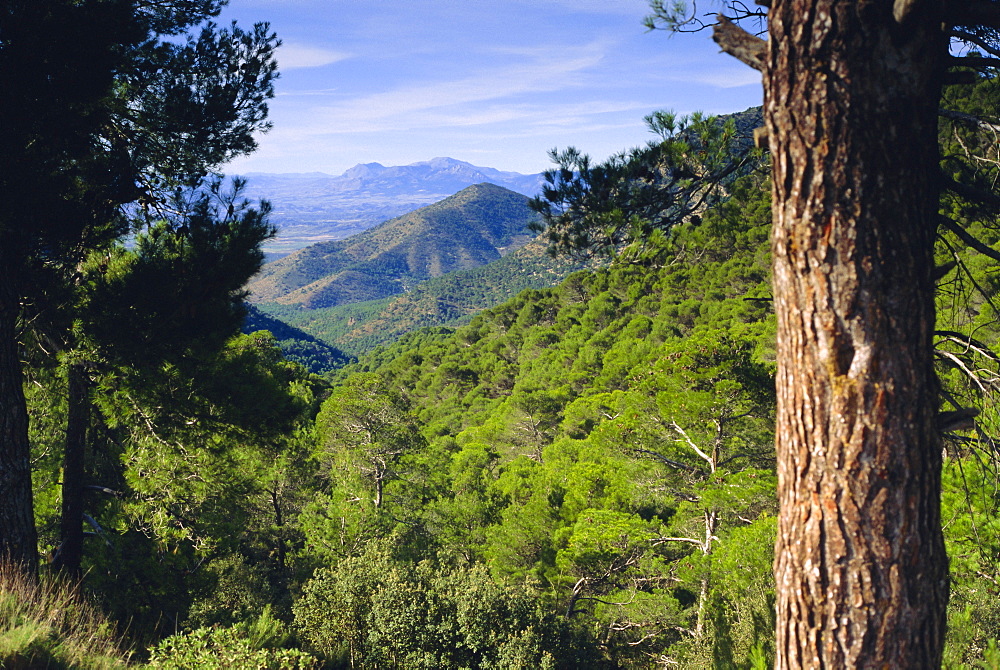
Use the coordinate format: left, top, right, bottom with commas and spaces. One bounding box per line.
293, 544, 603, 669
146, 609, 319, 670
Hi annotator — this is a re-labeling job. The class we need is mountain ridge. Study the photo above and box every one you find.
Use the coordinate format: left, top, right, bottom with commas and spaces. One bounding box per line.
236, 158, 545, 253
246, 182, 540, 309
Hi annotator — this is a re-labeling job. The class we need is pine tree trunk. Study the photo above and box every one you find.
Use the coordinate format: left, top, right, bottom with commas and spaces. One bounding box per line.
54, 361, 89, 577
765, 0, 949, 666
0, 278, 38, 576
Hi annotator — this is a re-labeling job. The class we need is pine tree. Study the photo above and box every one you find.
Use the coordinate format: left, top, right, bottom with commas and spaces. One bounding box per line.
0, 0, 278, 576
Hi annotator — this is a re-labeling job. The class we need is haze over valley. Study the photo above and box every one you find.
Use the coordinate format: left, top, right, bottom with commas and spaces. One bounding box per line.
238, 157, 546, 255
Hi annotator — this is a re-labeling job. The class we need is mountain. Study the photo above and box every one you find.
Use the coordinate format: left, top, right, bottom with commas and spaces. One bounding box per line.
255, 236, 596, 355
236, 158, 545, 254
246, 183, 539, 309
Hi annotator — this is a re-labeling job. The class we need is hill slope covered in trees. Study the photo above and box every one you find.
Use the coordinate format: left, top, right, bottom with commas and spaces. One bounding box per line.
247, 183, 539, 308
243, 303, 354, 373
18, 163, 1000, 669
259, 236, 596, 355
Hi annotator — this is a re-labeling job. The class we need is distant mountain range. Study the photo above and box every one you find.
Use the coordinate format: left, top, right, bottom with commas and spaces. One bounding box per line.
235, 157, 545, 254
246, 183, 540, 309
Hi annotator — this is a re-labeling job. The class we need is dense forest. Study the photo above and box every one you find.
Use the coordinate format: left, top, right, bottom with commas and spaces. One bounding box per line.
11, 163, 1000, 668
5, 1, 1000, 668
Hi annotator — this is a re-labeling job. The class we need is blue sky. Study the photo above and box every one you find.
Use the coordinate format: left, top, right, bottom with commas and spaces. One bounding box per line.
218, 0, 762, 176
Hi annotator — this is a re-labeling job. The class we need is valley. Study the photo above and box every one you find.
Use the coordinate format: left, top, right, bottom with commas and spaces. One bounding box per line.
238, 157, 545, 255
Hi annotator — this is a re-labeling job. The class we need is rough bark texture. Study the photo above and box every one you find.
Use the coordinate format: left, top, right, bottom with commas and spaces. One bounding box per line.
765, 0, 949, 666
0, 274, 38, 576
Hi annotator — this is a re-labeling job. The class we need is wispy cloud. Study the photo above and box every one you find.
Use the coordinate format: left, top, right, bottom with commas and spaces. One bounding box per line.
222, 0, 763, 175
260, 96, 652, 151
294, 41, 614, 133
665, 66, 762, 89
404, 99, 651, 133
277, 43, 351, 69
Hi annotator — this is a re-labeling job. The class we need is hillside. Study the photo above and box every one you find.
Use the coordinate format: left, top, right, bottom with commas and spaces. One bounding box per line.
246, 183, 539, 308
317, 173, 778, 666
257, 236, 597, 354
237, 158, 545, 254
242, 304, 353, 373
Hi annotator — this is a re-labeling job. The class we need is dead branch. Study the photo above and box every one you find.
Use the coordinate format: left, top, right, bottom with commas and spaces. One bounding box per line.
938, 216, 1000, 265
940, 108, 1000, 135
712, 15, 766, 72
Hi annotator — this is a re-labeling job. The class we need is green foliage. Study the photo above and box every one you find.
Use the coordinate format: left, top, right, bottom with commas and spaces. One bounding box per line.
302, 374, 437, 561
2, 0, 279, 335
296, 172, 779, 665
932, 74, 1000, 668
529, 108, 764, 257
147, 606, 319, 669
942, 455, 1000, 667
14, 33, 1000, 669
147, 618, 318, 669
24, 331, 328, 641
14, 146, 783, 665
2, 0, 281, 581
81, 179, 275, 369
293, 543, 600, 669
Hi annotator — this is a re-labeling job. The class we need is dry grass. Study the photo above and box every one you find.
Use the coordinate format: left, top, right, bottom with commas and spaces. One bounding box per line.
0, 562, 130, 669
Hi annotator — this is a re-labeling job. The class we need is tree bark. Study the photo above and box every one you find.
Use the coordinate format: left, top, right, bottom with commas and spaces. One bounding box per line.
765, 0, 949, 666
0, 275, 38, 577
54, 361, 89, 577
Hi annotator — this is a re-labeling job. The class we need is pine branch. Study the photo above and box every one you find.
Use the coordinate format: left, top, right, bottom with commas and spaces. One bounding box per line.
948, 55, 1000, 70
950, 30, 1000, 58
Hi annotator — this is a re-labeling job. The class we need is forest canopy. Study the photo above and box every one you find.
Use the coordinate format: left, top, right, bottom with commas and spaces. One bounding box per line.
5, 1, 1000, 668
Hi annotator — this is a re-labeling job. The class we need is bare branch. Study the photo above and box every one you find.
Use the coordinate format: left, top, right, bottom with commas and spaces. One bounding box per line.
935, 331, 1000, 362
938, 409, 979, 433
933, 261, 958, 281
574, 594, 637, 608
940, 108, 1000, 135
670, 422, 715, 471
949, 55, 1000, 70
950, 30, 1000, 59
85, 485, 123, 497
653, 536, 704, 547
712, 15, 766, 72
936, 349, 995, 395
937, 215, 1000, 264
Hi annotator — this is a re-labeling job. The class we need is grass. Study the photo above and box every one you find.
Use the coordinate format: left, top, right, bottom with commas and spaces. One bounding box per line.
0, 562, 129, 669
